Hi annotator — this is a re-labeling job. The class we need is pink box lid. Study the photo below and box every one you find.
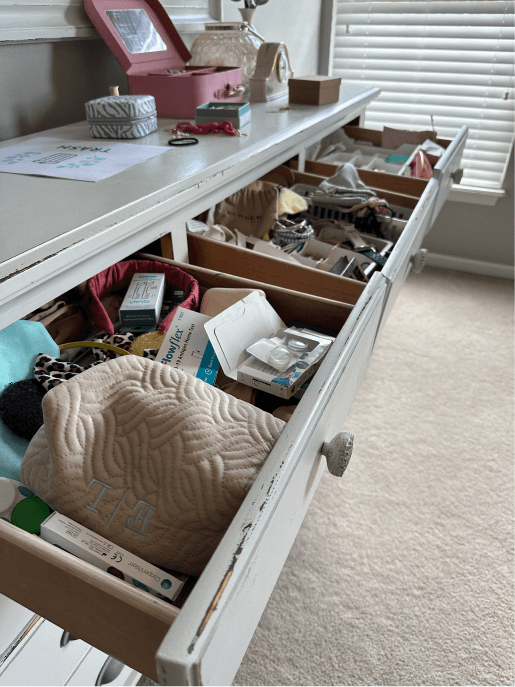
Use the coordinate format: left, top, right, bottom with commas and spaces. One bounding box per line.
84, 0, 192, 76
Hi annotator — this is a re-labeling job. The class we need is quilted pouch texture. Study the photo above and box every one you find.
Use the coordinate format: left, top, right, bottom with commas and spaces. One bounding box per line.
20, 356, 285, 576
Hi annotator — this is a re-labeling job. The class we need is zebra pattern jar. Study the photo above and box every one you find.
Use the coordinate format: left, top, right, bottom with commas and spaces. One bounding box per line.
85, 94, 158, 139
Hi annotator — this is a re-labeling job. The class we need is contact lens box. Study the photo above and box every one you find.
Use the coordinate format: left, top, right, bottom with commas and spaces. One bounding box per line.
204, 291, 334, 399
119, 272, 166, 332
40, 512, 185, 604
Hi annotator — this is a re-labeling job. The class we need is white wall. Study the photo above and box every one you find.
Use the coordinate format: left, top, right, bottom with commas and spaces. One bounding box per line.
424, 148, 514, 268
220, 0, 323, 78
0, 40, 127, 141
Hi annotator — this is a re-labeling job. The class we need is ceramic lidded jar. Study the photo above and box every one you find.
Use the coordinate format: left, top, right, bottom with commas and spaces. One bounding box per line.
189, 22, 264, 97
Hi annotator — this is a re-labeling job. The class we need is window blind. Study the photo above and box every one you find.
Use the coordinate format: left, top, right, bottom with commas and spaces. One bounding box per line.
332, 0, 514, 189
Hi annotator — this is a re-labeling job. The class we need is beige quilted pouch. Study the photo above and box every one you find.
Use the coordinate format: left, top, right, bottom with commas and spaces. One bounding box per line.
20, 356, 285, 576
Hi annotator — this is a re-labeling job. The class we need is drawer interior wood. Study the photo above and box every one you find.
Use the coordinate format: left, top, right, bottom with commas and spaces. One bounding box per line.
181, 155, 419, 307
138, 253, 355, 333
342, 125, 451, 150
185, 233, 366, 308
0, 520, 177, 682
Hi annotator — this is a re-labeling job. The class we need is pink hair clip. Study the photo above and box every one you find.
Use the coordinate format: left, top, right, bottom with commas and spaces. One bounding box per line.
168, 121, 248, 138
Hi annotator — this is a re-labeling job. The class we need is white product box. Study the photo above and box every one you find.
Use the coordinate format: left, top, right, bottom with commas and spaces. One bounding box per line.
119, 272, 166, 332
204, 291, 334, 399
40, 512, 185, 603
155, 307, 220, 385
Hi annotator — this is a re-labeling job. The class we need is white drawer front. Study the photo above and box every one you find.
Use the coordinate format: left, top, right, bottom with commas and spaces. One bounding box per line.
0, 619, 90, 686
429, 125, 468, 230
155, 273, 388, 686
0, 594, 37, 662
379, 178, 439, 332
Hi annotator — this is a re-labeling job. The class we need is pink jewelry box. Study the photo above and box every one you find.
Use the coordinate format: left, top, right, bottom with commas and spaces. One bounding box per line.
84, 0, 244, 118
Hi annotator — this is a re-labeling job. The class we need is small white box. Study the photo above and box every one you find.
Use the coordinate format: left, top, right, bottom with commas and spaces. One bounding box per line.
155, 307, 220, 385
204, 291, 334, 399
119, 273, 166, 332
40, 512, 185, 604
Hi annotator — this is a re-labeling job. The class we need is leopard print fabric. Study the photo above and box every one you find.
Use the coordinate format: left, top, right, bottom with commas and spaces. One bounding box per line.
34, 333, 158, 391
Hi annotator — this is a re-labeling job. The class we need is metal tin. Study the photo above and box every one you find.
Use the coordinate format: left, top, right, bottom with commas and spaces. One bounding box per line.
195, 102, 251, 129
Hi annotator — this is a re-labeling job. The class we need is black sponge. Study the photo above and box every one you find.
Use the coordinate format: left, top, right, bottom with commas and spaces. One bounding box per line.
0, 379, 46, 441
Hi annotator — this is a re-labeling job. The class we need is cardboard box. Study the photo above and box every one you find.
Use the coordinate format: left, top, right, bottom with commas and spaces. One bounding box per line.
204, 291, 334, 399
155, 307, 220, 385
40, 512, 185, 604
119, 273, 165, 332
289, 75, 342, 106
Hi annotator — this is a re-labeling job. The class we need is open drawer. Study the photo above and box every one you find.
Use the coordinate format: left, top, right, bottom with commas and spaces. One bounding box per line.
0, 255, 385, 684
175, 163, 411, 312
293, 124, 468, 226
183, 124, 467, 317
144, 262, 388, 685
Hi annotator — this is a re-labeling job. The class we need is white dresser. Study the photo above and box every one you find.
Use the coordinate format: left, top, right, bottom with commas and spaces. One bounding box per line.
0, 87, 467, 685
0, 594, 140, 686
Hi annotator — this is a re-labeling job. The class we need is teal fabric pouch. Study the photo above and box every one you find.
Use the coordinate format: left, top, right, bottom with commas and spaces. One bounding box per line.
0, 320, 59, 480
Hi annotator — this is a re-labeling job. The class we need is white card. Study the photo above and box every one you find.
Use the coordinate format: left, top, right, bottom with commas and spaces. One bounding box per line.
0, 137, 171, 182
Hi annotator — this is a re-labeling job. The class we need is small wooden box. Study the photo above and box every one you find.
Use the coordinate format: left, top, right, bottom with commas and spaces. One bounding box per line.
288, 75, 342, 106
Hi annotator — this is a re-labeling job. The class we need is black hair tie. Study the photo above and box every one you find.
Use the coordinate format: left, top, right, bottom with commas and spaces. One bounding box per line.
168, 137, 199, 147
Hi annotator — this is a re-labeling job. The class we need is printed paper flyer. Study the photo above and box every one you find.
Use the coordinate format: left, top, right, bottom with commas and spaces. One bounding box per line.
0, 137, 170, 182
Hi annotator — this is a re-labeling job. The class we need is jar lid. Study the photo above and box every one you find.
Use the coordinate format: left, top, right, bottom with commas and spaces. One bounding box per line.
85, 94, 157, 121
11, 497, 51, 534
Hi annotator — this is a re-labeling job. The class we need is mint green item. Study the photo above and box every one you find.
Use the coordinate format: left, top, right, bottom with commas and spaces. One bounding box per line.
0, 320, 59, 480
386, 155, 409, 163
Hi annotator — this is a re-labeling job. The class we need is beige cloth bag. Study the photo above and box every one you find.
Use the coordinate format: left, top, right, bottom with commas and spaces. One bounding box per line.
20, 356, 285, 576
213, 181, 279, 238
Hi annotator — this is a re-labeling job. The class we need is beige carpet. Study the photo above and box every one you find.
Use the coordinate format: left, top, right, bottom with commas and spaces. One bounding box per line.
233, 266, 514, 686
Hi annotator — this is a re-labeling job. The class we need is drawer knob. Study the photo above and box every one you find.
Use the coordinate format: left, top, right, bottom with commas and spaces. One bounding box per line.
322, 432, 354, 477
411, 248, 428, 274
95, 656, 125, 685
452, 168, 464, 184
60, 630, 79, 648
